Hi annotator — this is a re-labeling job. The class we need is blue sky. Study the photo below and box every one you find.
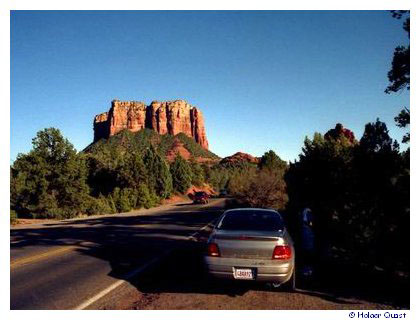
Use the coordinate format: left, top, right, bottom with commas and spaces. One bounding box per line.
11, 11, 409, 162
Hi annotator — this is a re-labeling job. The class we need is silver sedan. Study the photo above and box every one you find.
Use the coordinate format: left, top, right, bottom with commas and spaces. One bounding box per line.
203, 208, 295, 290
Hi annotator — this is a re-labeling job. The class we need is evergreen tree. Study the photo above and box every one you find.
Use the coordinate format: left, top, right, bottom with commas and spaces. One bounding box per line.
170, 154, 193, 194
136, 183, 157, 209
143, 147, 173, 198
190, 159, 205, 186
386, 11, 410, 143
258, 150, 287, 172
359, 119, 400, 153
111, 187, 134, 213
285, 120, 408, 272
11, 128, 90, 218
116, 152, 148, 189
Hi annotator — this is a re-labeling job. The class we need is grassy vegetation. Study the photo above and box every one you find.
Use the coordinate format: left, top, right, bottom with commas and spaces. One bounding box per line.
10, 210, 17, 224
85, 129, 219, 160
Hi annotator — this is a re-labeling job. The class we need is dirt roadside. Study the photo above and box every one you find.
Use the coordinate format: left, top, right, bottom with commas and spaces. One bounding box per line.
92, 248, 401, 310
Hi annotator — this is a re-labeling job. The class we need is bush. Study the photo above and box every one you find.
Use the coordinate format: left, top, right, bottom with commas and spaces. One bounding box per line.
229, 167, 288, 210
206, 165, 232, 192
42, 206, 78, 220
10, 210, 17, 224
84, 195, 115, 216
190, 161, 205, 186
136, 183, 158, 209
107, 194, 117, 213
112, 187, 134, 213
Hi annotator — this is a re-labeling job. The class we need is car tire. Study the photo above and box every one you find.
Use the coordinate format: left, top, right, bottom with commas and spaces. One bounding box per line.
283, 268, 296, 292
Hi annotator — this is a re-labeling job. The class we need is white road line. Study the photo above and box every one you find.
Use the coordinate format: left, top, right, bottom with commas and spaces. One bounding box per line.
74, 214, 221, 310
11, 240, 25, 244
73, 250, 171, 310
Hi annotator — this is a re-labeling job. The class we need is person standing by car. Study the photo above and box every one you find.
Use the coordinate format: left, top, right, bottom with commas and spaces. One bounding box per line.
301, 207, 315, 277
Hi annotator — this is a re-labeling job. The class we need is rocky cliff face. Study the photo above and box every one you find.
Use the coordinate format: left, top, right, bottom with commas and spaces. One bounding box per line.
93, 99, 209, 149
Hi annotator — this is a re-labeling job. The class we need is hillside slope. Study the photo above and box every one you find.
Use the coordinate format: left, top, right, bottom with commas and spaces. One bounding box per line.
84, 129, 219, 162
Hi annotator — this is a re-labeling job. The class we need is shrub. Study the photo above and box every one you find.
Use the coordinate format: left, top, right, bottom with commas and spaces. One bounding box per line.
112, 187, 135, 213
229, 168, 288, 210
84, 195, 114, 216
136, 183, 158, 209
10, 210, 17, 224
190, 161, 205, 186
107, 194, 117, 213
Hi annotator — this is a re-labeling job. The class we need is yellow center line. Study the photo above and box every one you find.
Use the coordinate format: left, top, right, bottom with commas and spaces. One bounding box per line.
11, 246, 77, 269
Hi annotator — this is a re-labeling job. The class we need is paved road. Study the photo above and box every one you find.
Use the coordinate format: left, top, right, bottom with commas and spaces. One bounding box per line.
10, 199, 408, 310
10, 199, 225, 310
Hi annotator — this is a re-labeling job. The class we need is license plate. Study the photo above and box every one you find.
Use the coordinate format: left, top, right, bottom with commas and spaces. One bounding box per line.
233, 268, 254, 280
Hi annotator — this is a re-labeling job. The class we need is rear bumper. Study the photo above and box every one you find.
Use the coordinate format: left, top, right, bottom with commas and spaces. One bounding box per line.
203, 256, 294, 283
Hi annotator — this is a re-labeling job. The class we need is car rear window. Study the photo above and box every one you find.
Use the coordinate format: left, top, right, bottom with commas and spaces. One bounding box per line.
217, 210, 284, 231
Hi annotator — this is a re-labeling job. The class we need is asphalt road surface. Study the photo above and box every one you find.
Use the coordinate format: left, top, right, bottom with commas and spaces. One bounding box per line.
10, 199, 408, 310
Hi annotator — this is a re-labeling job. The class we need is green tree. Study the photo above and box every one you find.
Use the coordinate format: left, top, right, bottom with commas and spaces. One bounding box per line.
84, 194, 114, 215
386, 10, 410, 143
85, 153, 119, 197
285, 130, 355, 260
353, 120, 406, 270
285, 121, 408, 272
359, 118, 400, 153
190, 159, 205, 186
258, 150, 287, 172
111, 187, 135, 213
136, 183, 158, 209
116, 152, 148, 189
394, 108, 410, 143
11, 128, 90, 219
143, 147, 173, 198
229, 167, 287, 210
170, 154, 193, 194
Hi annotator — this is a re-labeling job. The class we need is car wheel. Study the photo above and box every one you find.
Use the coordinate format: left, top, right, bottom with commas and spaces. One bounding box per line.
283, 268, 296, 292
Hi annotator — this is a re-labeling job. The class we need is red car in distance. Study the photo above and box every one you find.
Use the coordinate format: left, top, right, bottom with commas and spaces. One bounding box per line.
193, 191, 209, 204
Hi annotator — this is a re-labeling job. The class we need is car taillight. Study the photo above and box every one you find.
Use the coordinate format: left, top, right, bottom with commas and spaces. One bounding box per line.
207, 243, 220, 257
272, 245, 292, 260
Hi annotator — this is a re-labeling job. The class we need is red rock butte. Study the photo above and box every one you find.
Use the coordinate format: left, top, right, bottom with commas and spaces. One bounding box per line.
93, 99, 209, 150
